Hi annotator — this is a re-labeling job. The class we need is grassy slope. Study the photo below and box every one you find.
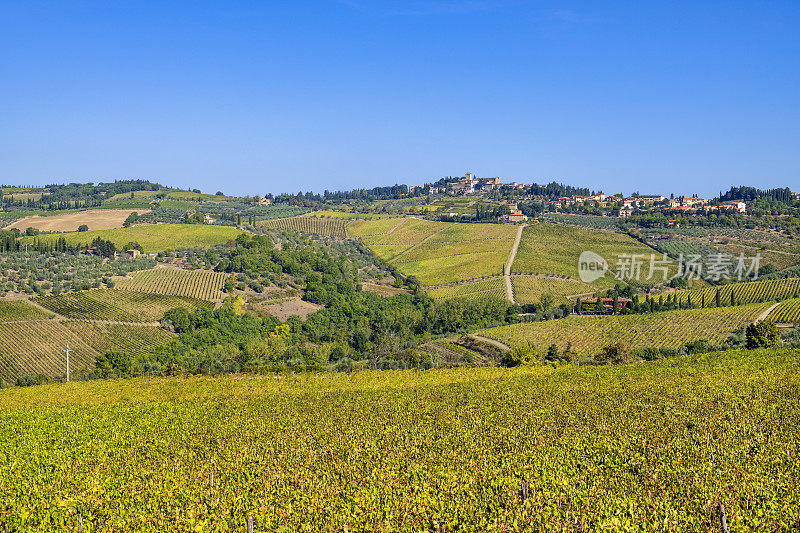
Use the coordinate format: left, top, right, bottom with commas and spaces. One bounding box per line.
21, 223, 242, 253
0, 349, 797, 530
478, 302, 771, 354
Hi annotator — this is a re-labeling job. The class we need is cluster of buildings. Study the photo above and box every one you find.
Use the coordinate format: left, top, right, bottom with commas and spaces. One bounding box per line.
664, 197, 746, 214
416, 172, 528, 195
411, 172, 765, 219
549, 193, 747, 216
505, 203, 527, 223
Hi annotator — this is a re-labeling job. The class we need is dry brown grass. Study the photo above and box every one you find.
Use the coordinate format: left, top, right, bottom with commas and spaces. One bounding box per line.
254, 298, 323, 321
5, 209, 150, 232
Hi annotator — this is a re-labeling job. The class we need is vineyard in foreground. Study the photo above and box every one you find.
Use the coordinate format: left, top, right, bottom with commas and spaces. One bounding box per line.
115, 267, 228, 301
478, 303, 771, 354
35, 290, 212, 322
0, 348, 797, 530
256, 216, 349, 238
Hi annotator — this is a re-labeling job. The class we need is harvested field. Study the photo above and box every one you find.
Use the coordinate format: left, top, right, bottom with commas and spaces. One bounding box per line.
5, 209, 149, 232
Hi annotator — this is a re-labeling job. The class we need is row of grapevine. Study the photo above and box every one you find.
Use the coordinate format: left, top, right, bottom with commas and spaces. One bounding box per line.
0, 320, 176, 384
544, 213, 623, 230
669, 277, 800, 307
64, 321, 175, 357
0, 320, 97, 384
767, 298, 800, 323
1, 349, 797, 530
0, 300, 53, 321
256, 216, 349, 238
115, 267, 228, 301
510, 276, 592, 305
479, 303, 771, 355
427, 278, 508, 301
35, 290, 212, 322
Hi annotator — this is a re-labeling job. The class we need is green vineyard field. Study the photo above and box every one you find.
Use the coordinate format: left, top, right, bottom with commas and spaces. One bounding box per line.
510, 276, 593, 305
35, 290, 212, 322
21, 224, 243, 253
511, 223, 673, 289
669, 277, 800, 307
0, 300, 53, 321
351, 218, 513, 284
478, 303, 770, 355
0, 320, 174, 384
256, 216, 349, 237
427, 278, 508, 301
64, 321, 175, 357
115, 267, 228, 301
766, 298, 800, 323
0, 320, 98, 384
0, 348, 797, 530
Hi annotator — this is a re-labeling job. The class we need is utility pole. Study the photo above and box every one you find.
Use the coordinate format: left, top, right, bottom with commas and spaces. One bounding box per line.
65, 344, 70, 382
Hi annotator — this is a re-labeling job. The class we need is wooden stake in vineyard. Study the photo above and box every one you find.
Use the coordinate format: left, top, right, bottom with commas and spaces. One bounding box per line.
64, 343, 70, 382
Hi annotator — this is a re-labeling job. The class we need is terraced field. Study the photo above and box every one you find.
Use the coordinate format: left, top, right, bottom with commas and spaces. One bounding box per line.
116, 267, 228, 301
510, 276, 594, 305
21, 224, 242, 253
512, 223, 672, 289
0, 300, 53, 321
669, 277, 800, 307
766, 298, 800, 323
427, 278, 508, 301
256, 216, 348, 237
478, 303, 770, 355
35, 290, 212, 322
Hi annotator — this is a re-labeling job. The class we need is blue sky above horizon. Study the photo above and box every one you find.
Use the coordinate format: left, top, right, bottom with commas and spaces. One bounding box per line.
1, 1, 798, 197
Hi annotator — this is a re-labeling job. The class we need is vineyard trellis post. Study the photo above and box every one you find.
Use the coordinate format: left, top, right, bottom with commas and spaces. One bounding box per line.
65, 343, 70, 382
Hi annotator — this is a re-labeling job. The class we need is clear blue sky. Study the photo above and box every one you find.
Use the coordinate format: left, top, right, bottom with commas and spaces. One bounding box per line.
1, 1, 798, 197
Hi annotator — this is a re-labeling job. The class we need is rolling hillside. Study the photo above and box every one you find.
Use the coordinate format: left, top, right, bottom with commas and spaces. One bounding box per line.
21, 224, 242, 253
477, 303, 771, 355
511, 222, 675, 290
